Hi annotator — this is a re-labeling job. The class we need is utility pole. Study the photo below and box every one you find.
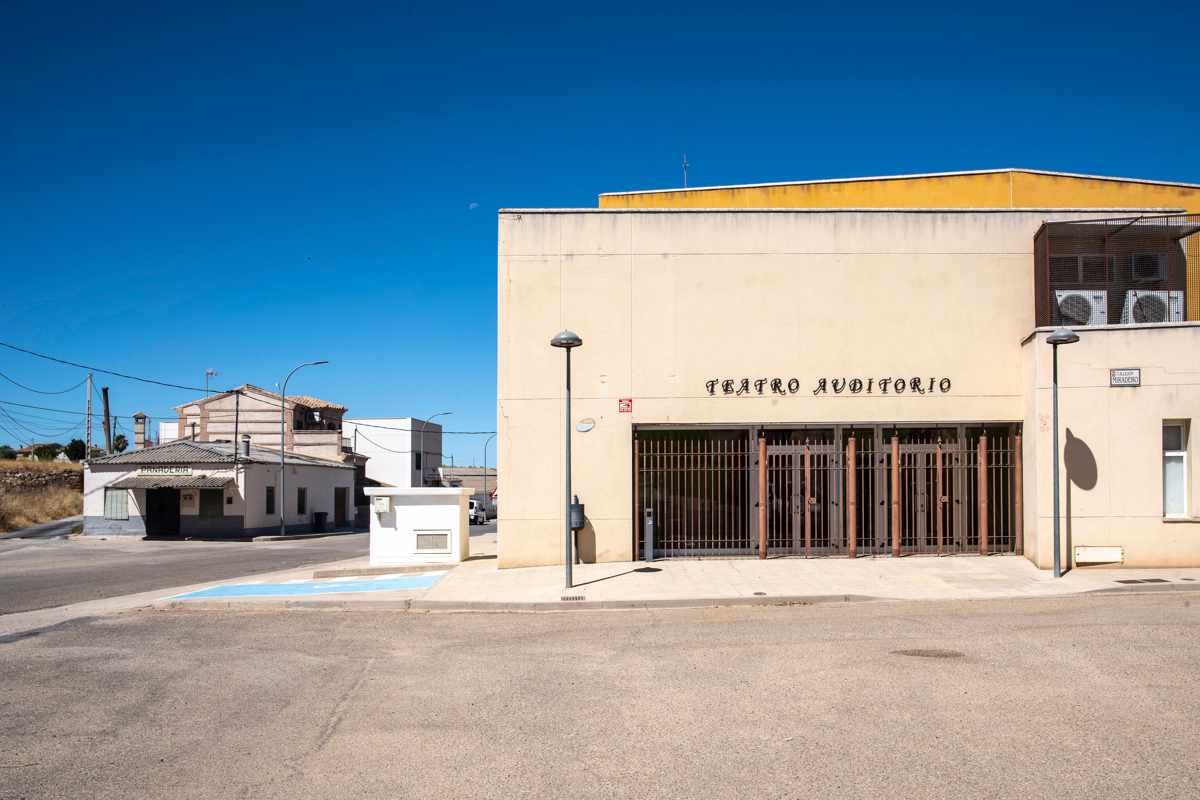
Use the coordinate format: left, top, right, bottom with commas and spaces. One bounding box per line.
84, 373, 93, 459
101, 386, 112, 454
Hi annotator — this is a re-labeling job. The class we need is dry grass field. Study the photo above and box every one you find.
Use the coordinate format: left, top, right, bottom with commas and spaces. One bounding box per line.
0, 460, 83, 532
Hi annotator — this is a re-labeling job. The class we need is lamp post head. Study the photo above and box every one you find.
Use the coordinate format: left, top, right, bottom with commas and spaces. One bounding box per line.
311, 360, 330, 366
1047, 328, 1080, 346
550, 330, 583, 349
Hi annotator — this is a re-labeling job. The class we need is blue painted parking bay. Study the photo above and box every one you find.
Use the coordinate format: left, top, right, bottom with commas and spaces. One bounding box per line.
172, 573, 445, 599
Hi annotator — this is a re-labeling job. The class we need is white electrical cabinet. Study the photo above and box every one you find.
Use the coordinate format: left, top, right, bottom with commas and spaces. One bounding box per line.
364, 487, 472, 566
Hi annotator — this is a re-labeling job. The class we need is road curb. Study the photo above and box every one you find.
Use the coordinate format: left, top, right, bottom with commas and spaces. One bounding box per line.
147, 583, 1200, 615
410, 593, 877, 612
251, 530, 366, 543
155, 593, 876, 613
312, 564, 440, 579
1086, 582, 1200, 596
156, 598, 413, 611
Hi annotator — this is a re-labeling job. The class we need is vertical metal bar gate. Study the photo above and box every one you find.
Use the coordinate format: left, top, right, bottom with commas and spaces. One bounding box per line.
635, 425, 1020, 559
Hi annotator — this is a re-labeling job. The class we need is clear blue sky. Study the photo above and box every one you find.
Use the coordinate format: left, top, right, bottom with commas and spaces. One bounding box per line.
2, 1, 1196, 463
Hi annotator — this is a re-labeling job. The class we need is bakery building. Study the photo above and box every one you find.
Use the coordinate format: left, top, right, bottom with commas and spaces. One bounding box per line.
83, 437, 355, 538
497, 169, 1200, 569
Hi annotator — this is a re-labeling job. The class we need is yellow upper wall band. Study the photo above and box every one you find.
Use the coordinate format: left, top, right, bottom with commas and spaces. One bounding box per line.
598, 169, 1200, 319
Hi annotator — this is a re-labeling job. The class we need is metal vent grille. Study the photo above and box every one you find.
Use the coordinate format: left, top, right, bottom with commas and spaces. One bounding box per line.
415, 531, 450, 552
1036, 214, 1200, 325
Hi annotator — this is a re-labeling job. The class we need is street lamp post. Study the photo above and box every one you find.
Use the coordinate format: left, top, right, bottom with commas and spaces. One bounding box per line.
550, 330, 582, 589
1047, 327, 1079, 578
279, 360, 329, 537
418, 411, 452, 487
482, 432, 496, 519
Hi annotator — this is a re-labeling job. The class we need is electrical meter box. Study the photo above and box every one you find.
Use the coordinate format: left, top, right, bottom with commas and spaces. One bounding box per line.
372, 495, 392, 514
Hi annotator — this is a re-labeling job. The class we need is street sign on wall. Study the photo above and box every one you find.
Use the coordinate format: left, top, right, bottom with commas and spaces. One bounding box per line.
1110, 368, 1141, 387
618, 398, 632, 413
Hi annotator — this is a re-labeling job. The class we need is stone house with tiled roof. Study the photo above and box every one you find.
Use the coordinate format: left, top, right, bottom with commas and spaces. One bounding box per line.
174, 384, 355, 463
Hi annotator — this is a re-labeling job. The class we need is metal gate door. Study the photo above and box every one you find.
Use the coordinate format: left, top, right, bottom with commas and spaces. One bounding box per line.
635, 426, 1021, 559
763, 436, 850, 556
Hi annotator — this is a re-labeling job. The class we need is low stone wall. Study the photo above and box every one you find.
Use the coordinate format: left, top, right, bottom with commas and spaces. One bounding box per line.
0, 469, 83, 492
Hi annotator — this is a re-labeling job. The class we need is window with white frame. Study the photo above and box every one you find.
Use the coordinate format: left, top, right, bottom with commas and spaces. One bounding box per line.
103, 488, 128, 520
1163, 422, 1189, 517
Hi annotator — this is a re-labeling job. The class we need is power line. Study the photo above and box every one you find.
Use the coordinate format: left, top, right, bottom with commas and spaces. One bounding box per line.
0, 370, 89, 395
0, 399, 149, 422
0, 422, 28, 447
0, 407, 81, 440
196, 411, 495, 435
0, 340, 210, 392
0, 410, 84, 434
352, 428, 412, 454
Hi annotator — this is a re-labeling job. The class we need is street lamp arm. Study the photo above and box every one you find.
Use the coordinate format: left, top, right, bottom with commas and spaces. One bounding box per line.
278, 359, 329, 538
417, 411, 453, 487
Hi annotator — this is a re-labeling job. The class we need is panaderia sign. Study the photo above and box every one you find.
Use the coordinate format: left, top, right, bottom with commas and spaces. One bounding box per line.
705, 376, 953, 397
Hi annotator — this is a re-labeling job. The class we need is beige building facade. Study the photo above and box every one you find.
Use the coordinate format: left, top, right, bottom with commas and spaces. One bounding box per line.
175, 384, 348, 462
498, 203, 1200, 569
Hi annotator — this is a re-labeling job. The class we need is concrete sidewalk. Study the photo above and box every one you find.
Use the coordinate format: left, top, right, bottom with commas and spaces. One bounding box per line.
417, 553, 1200, 610
14, 527, 1197, 625
150, 525, 1200, 613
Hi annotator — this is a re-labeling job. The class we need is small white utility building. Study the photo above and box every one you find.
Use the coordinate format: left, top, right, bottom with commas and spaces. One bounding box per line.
365, 487, 471, 565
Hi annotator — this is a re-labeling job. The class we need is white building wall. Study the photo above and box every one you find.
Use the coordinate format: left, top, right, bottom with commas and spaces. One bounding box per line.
245, 462, 356, 533
343, 418, 443, 488
365, 487, 471, 565
84, 461, 353, 536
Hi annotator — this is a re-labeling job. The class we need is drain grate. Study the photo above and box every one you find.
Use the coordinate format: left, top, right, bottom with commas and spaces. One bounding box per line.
560, 595, 586, 602
892, 648, 964, 659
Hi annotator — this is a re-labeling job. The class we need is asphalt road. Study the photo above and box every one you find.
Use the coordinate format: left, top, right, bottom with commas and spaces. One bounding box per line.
0, 533, 368, 615
0, 515, 82, 540
1, 593, 1197, 799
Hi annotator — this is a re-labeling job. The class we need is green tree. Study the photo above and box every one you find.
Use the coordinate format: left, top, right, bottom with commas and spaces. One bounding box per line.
113, 434, 128, 453
0, 444, 15, 460
32, 443, 62, 460
63, 439, 87, 461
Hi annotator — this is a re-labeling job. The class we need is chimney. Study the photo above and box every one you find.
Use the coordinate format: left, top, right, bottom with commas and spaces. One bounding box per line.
132, 412, 148, 450
241, 434, 251, 458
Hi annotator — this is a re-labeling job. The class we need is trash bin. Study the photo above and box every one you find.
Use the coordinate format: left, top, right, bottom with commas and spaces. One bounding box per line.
312, 512, 328, 533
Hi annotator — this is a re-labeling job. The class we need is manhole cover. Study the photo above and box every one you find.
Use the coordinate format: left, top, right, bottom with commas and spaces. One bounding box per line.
892, 648, 964, 659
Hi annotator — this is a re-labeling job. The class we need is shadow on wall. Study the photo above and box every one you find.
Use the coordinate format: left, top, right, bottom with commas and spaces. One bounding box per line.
1063, 428, 1098, 572
575, 519, 596, 564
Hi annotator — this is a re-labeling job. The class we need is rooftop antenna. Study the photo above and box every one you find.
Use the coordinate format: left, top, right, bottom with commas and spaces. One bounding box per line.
205, 368, 219, 396
682, 153, 689, 188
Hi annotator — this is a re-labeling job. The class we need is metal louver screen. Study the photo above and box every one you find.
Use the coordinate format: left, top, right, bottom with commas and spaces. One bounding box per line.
1037, 214, 1198, 325
415, 531, 450, 552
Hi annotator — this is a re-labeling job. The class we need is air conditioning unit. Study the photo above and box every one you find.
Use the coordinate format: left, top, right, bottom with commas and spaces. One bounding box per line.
1121, 290, 1184, 324
1054, 290, 1107, 326
1130, 253, 1167, 282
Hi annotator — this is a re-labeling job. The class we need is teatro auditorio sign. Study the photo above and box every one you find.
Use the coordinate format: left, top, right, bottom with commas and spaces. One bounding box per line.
704, 376, 953, 397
